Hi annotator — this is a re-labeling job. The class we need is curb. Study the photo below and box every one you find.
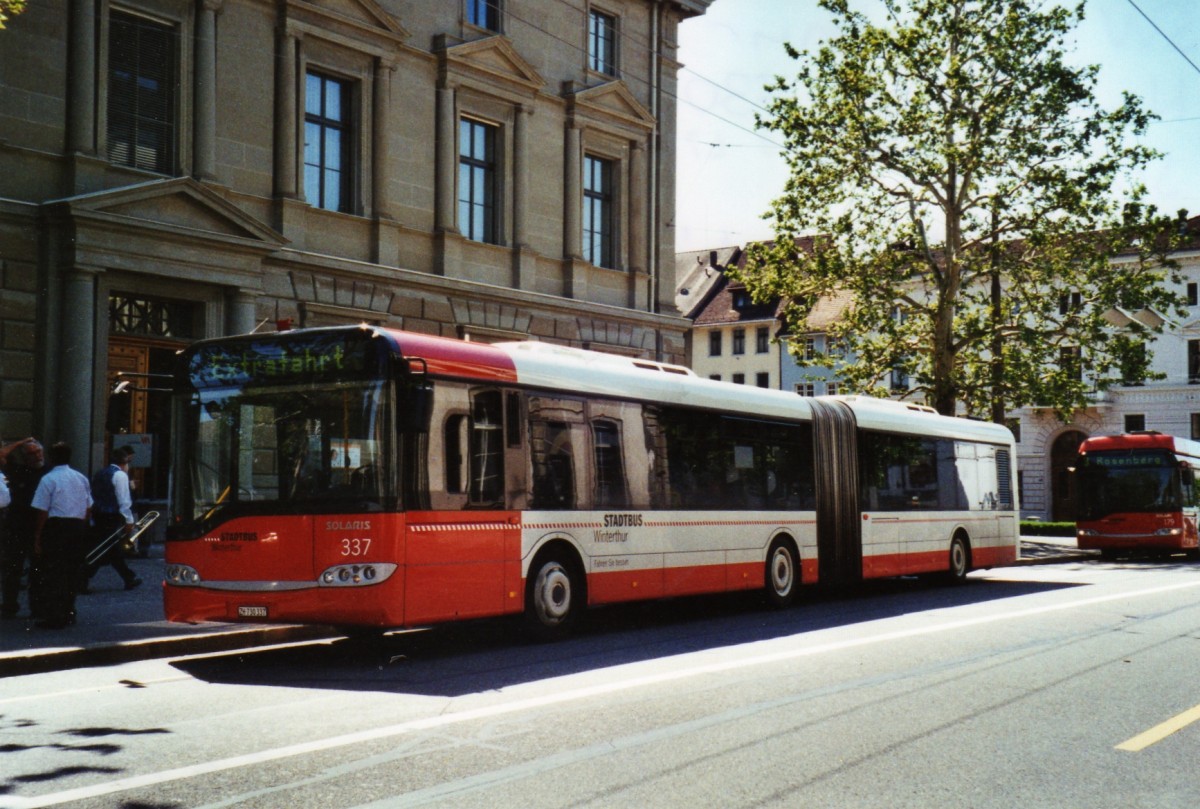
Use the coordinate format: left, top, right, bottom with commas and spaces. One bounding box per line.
0, 624, 338, 679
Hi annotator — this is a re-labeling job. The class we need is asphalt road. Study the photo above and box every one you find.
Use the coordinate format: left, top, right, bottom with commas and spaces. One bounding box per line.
4, 558, 1200, 808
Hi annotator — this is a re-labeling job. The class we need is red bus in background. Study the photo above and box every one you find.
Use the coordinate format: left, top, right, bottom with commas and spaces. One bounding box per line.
163, 325, 1019, 636
1075, 432, 1200, 558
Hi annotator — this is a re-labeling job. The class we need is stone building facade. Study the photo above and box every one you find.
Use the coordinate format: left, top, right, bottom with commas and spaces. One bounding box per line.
0, 0, 711, 497
1012, 240, 1200, 522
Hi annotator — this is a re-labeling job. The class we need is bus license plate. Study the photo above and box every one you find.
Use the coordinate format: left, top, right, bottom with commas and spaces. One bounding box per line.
238, 606, 268, 619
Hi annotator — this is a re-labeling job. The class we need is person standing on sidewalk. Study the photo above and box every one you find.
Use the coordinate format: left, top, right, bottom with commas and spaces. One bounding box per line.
0, 438, 45, 619
84, 447, 142, 592
31, 442, 92, 629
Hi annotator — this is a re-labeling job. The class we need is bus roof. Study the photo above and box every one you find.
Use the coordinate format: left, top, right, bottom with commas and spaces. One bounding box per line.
1079, 432, 1200, 460
379, 328, 1014, 446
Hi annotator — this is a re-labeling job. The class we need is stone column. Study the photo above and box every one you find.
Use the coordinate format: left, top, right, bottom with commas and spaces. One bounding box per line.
68, 0, 96, 155
227, 289, 258, 336
512, 105, 531, 247
628, 140, 647, 273
274, 27, 298, 198
435, 84, 457, 232
563, 124, 582, 259
194, 0, 222, 181
628, 140, 649, 310
60, 267, 98, 472
372, 59, 394, 219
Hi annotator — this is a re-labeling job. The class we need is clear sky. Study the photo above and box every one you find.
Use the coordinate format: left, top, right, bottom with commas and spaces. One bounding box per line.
673, 0, 1200, 253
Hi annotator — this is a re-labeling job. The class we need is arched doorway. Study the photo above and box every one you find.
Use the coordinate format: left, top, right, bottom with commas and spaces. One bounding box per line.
1051, 430, 1088, 521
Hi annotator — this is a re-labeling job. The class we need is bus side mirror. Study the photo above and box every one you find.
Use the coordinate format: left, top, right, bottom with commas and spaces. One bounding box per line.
400, 383, 433, 434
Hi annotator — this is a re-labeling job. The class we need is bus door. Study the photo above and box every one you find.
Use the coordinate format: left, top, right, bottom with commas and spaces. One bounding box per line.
810, 399, 862, 584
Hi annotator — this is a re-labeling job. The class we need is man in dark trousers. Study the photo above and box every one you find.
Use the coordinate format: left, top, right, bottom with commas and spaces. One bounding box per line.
84, 446, 142, 591
31, 442, 92, 629
0, 438, 45, 619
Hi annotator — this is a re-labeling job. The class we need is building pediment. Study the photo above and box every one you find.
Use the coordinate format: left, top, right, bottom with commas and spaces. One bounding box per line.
440, 36, 545, 98
51, 178, 284, 248
285, 0, 410, 54
568, 81, 656, 134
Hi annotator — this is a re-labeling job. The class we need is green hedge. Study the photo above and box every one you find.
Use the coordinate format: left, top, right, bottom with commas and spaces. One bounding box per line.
1020, 521, 1075, 537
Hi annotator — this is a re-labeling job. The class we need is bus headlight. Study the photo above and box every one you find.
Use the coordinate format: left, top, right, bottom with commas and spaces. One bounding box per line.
1154, 527, 1183, 536
166, 564, 202, 586
1078, 529, 1098, 537
318, 563, 397, 587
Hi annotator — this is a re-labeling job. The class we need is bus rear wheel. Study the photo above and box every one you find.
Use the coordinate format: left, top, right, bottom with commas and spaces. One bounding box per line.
525, 552, 584, 639
947, 534, 971, 583
764, 538, 799, 608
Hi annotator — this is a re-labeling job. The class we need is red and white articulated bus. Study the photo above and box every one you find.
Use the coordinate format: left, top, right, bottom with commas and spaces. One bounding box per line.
163, 325, 1019, 635
1074, 432, 1200, 558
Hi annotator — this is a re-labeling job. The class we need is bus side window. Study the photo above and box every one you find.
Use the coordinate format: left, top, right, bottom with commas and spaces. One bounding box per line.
469, 391, 504, 505
531, 420, 575, 509
445, 414, 468, 494
592, 420, 628, 507
1182, 467, 1196, 508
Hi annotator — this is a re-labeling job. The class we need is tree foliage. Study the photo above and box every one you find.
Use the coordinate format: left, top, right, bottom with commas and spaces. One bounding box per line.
736, 0, 1187, 419
0, 1, 26, 30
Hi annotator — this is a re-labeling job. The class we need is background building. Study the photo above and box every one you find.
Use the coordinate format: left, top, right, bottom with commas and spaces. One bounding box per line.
0, 0, 712, 492
678, 226, 1200, 523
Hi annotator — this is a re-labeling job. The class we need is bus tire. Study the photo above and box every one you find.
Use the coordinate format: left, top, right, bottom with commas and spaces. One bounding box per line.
525, 549, 584, 640
764, 537, 799, 608
947, 534, 971, 583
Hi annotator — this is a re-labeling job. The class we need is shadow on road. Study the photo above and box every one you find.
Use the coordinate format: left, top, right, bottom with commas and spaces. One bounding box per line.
173, 575, 1084, 697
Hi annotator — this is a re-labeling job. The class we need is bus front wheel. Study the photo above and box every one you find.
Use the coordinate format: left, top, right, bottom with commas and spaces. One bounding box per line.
525, 552, 584, 639
764, 538, 799, 608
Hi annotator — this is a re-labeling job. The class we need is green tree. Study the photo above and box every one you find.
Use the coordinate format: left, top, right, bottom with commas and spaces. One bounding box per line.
0, 0, 27, 29
738, 0, 1186, 420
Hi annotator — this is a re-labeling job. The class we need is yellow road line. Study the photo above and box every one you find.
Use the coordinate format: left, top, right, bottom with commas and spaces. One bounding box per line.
1117, 703, 1200, 752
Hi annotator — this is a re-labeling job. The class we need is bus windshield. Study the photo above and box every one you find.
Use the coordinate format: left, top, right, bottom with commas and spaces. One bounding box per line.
1077, 449, 1179, 521
172, 380, 390, 533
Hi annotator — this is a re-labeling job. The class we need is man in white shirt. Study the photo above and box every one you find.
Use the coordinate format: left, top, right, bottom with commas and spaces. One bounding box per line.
31, 442, 92, 629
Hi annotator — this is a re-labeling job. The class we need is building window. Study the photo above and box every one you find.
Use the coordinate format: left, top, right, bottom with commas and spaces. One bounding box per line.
466, 0, 501, 31
803, 337, 817, 361
1124, 414, 1146, 433
588, 9, 617, 75
890, 368, 909, 391
583, 155, 614, 268
732, 290, 750, 308
756, 327, 769, 354
1191, 341, 1200, 384
107, 12, 177, 174
732, 373, 745, 385
1007, 418, 1021, 443
1059, 346, 1082, 381
459, 118, 497, 243
709, 374, 721, 381
304, 72, 353, 213
1058, 291, 1082, 315
1120, 342, 1146, 387
1189, 282, 1198, 307
756, 372, 769, 388
708, 331, 722, 357
795, 383, 815, 396
109, 293, 196, 339
732, 329, 745, 355
826, 382, 841, 396
1191, 414, 1200, 440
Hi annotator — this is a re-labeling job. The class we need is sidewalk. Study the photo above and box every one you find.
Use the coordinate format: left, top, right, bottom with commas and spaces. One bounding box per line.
0, 544, 333, 678
0, 536, 1093, 678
